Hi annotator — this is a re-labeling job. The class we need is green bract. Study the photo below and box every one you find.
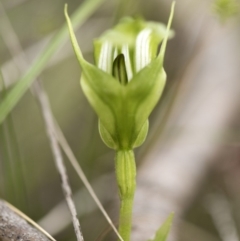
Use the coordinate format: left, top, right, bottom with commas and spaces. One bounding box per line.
65, 4, 174, 150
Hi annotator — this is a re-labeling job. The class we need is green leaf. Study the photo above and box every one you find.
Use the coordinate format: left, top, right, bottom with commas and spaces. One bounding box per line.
0, 72, 28, 211
0, 0, 107, 126
149, 213, 174, 241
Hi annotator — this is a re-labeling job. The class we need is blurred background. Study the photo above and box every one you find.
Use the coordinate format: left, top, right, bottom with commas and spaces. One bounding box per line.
0, 0, 240, 241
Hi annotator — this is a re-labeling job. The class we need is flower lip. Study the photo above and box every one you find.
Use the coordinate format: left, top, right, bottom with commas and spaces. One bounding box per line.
112, 54, 128, 85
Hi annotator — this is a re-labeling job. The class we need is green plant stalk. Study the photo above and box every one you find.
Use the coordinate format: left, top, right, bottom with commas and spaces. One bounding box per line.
115, 150, 136, 241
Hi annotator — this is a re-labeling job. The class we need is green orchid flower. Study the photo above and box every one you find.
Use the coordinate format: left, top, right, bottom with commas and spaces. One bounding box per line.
65, 4, 175, 240
64, 4, 174, 151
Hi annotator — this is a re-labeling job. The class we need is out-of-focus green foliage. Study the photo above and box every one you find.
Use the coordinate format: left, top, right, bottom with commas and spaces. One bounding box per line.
212, 0, 239, 21
0, 0, 106, 126
148, 213, 174, 241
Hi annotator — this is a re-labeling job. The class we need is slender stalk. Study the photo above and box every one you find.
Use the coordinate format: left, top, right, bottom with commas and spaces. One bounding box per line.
115, 150, 136, 241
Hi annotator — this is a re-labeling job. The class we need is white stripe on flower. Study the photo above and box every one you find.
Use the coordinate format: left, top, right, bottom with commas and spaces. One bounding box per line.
98, 41, 113, 73
121, 44, 133, 81
135, 28, 152, 72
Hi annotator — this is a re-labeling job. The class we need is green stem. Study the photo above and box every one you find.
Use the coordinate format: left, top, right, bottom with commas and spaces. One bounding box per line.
115, 150, 136, 241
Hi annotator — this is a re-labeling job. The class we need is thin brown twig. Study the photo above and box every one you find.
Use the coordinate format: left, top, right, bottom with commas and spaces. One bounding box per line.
32, 81, 84, 241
